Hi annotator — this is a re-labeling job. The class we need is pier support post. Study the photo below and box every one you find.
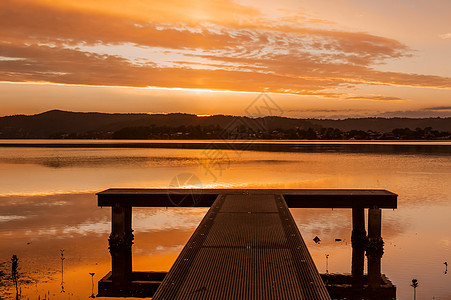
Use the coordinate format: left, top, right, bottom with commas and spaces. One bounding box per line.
109, 202, 133, 286
351, 206, 366, 287
367, 207, 383, 289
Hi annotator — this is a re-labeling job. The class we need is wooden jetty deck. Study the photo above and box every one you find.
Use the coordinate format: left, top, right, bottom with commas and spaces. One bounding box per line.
152, 192, 329, 299
97, 189, 397, 299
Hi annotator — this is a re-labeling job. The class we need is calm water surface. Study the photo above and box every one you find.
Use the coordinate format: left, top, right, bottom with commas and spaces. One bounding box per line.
0, 141, 450, 299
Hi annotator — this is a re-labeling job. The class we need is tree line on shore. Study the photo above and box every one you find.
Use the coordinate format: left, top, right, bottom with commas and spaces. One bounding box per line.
52, 125, 450, 140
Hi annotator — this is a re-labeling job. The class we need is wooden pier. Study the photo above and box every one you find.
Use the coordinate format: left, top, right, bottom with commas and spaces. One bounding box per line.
97, 189, 397, 299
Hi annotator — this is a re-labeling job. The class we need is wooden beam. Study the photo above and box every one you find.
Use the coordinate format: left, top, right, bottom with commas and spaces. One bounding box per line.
351, 207, 366, 287
109, 203, 133, 286
97, 189, 397, 209
367, 208, 383, 289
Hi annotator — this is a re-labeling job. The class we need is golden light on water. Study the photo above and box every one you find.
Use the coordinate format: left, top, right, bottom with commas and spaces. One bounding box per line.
0, 145, 450, 298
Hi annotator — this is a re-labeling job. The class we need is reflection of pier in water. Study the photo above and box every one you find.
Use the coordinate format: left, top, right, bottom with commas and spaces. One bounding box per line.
97, 189, 397, 299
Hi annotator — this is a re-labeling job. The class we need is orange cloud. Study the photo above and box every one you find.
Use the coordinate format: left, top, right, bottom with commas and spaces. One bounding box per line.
1, 0, 450, 102
30, 0, 262, 27
343, 95, 406, 101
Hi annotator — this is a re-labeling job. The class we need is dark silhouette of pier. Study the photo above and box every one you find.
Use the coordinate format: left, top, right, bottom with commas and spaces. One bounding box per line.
97, 188, 397, 299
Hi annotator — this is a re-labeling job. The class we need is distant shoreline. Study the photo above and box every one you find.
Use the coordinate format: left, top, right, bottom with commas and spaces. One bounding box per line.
2, 110, 450, 140
0, 140, 449, 154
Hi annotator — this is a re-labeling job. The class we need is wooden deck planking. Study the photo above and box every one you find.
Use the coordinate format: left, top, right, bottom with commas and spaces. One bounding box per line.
152, 192, 331, 300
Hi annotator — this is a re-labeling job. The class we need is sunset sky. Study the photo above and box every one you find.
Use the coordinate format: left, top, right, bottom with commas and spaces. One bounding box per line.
1, 0, 450, 118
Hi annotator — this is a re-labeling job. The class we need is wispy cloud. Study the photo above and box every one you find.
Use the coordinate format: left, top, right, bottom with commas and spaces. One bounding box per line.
343, 95, 407, 101
422, 106, 451, 111
377, 110, 451, 118
439, 33, 451, 39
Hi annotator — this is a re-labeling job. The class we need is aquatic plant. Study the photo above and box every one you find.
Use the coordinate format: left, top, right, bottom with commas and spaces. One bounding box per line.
11, 255, 20, 299
411, 278, 418, 300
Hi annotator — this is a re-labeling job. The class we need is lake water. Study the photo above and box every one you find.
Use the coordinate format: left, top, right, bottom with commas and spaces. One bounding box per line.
0, 141, 450, 299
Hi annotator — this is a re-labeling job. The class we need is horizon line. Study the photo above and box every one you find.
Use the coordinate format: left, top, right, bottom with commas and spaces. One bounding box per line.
1, 109, 449, 120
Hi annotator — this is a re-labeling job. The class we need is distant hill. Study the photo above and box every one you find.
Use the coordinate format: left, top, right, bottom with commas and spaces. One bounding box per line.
0, 110, 449, 139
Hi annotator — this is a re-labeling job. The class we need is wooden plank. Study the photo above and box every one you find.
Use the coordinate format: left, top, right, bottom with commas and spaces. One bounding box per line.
98, 188, 396, 196
152, 192, 331, 300
97, 188, 397, 208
